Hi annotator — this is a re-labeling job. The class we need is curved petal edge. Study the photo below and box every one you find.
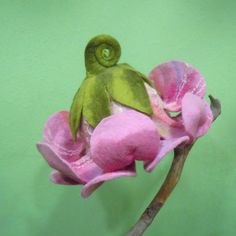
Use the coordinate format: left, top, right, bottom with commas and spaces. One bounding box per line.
81, 164, 136, 198
182, 93, 213, 139
144, 136, 189, 172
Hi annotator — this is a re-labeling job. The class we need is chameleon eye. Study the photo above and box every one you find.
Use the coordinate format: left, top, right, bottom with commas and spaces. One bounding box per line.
85, 34, 121, 74
102, 48, 111, 59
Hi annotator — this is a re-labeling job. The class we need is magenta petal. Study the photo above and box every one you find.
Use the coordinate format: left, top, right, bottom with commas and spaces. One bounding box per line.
91, 110, 160, 172
43, 111, 85, 162
37, 143, 102, 184
149, 61, 206, 112
81, 164, 136, 198
144, 136, 189, 172
182, 93, 213, 138
50, 170, 81, 185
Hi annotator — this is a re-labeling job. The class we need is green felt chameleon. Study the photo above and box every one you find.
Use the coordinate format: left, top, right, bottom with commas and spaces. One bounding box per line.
69, 34, 153, 140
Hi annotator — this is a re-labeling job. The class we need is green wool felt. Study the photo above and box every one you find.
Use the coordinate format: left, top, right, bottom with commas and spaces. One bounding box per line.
69, 35, 153, 139
82, 76, 111, 129
69, 78, 87, 140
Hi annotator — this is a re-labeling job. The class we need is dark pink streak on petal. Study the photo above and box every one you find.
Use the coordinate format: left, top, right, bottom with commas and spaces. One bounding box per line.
144, 136, 189, 172
81, 164, 136, 198
149, 61, 206, 112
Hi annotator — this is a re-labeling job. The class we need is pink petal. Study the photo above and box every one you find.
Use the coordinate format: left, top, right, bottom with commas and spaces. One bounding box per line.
43, 111, 85, 162
145, 84, 180, 127
111, 89, 181, 138
37, 143, 80, 181
153, 120, 186, 139
81, 164, 136, 198
144, 136, 189, 172
149, 61, 206, 112
50, 170, 81, 185
182, 93, 213, 139
37, 143, 102, 184
71, 154, 103, 183
91, 110, 160, 171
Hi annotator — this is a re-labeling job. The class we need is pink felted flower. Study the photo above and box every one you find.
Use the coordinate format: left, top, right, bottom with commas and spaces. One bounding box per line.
144, 61, 213, 172
37, 108, 175, 197
39, 111, 153, 197
37, 101, 190, 197
37, 60, 214, 197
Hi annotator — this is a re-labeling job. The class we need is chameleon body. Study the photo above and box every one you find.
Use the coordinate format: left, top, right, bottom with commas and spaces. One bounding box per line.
69, 35, 153, 140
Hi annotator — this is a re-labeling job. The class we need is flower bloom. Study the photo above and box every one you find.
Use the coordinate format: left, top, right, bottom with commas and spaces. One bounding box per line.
144, 61, 213, 171
37, 60, 213, 197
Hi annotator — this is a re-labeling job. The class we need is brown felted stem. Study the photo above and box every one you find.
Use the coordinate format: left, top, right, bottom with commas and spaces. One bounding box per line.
127, 145, 192, 236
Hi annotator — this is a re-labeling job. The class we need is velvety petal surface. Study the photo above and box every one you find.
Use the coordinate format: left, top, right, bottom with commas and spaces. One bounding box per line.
81, 164, 136, 198
149, 61, 206, 112
144, 136, 189, 172
91, 110, 160, 171
71, 154, 103, 183
43, 111, 85, 162
37, 143, 103, 184
37, 143, 81, 182
182, 93, 213, 139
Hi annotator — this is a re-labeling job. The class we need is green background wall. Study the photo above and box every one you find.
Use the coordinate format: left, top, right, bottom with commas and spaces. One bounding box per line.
1, 1, 235, 235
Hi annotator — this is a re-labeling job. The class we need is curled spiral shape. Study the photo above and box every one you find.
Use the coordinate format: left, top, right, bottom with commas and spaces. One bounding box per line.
85, 34, 121, 74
